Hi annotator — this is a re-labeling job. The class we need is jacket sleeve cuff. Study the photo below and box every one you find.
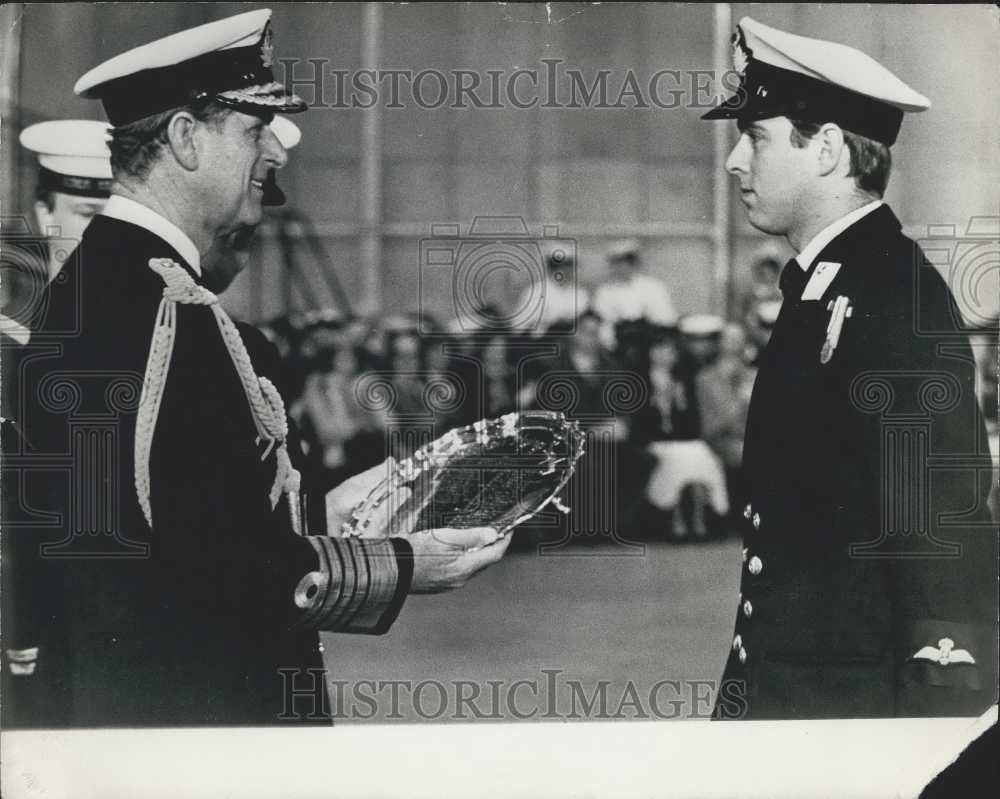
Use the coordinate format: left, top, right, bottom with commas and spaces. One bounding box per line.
292, 536, 410, 634
4, 647, 40, 676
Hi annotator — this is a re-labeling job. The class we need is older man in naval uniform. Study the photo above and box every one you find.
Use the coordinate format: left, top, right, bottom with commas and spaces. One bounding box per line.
704, 18, 997, 719
16, 9, 510, 728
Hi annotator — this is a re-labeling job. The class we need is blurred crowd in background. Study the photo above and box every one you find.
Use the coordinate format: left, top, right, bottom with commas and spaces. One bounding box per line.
256, 240, 999, 546
6, 186, 995, 546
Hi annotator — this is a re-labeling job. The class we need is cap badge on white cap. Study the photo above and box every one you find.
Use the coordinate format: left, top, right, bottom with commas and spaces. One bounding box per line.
732, 28, 751, 77
260, 24, 274, 69
74, 9, 306, 126
704, 17, 930, 146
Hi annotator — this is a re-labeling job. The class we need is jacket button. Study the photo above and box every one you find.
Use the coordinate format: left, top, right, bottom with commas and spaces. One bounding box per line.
742, 599, 753, 618
752, 512, 761, 530
748, 556, 763, 576
732, 634, 742, 651
738, 646, 748, 664
743, 503, 752, 519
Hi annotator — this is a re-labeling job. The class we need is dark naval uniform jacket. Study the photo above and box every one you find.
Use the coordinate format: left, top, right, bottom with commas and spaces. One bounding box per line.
715, 204, 997, 719
9, 213, 413, 727
2, 326, 72, 726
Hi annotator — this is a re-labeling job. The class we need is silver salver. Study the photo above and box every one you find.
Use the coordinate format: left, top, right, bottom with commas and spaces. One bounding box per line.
342, 411, 586, 538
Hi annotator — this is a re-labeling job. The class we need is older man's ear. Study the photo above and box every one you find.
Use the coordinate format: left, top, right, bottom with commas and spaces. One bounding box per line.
164, 112, 200, 171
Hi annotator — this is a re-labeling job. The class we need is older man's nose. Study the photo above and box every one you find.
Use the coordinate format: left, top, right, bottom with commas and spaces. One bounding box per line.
261, 125, 289, 169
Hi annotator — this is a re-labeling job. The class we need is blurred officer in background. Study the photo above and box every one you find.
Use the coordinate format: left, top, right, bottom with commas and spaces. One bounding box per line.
2, 121, 112, 347
515, 248, 588, 336
2, 120, 114, 719
20, 120, 113, 281
704, 17, 996, 719
593, 238, 678, 349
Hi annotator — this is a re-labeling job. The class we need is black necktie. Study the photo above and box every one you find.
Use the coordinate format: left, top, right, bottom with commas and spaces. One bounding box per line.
778, 257, 807, 300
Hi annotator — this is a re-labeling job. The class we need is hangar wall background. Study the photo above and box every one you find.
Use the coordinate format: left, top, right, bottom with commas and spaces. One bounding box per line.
4, 3, 998, 326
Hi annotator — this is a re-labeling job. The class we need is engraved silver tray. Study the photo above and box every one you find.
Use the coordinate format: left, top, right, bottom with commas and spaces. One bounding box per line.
342, 411, 586, 538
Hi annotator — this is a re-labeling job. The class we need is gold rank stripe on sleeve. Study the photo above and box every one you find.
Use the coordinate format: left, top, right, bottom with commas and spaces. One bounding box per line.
348, 540, 400, 631
5, 647, 40, 675
294, 536, 400, 633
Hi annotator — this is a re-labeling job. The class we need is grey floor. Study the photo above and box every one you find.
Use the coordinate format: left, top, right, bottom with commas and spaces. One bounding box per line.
323, 539, 742, 723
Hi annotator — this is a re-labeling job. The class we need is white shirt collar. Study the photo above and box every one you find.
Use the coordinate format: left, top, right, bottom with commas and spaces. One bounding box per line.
795, 200, 883, 271
99, 195, 201, 276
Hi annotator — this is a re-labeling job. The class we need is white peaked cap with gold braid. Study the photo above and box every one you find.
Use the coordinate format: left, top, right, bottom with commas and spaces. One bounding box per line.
74, 8, 306, 126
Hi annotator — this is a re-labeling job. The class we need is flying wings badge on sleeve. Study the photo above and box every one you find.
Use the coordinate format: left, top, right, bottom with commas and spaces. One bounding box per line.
910, 637, 976, 666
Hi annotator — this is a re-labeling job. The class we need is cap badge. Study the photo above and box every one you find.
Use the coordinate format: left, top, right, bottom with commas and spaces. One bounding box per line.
260, 23, 274, 69
732, 28, 751, 76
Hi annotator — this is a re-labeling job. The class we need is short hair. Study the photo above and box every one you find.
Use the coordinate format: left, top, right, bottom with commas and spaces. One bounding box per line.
789, 119, 892, 198
109, 99, 230, 180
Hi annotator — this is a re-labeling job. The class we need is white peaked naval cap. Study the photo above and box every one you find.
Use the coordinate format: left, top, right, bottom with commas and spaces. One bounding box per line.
703, 17, 929, 145
74, 9, 306, 126
20, 120, 113, 195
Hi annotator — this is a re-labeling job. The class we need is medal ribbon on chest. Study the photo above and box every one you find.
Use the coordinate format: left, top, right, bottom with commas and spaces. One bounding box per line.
820, 295, 853, 364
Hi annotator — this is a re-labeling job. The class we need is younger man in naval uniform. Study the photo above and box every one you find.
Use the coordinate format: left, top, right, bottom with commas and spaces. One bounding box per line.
15, 9, 510, 727
703, 18, 997, 718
